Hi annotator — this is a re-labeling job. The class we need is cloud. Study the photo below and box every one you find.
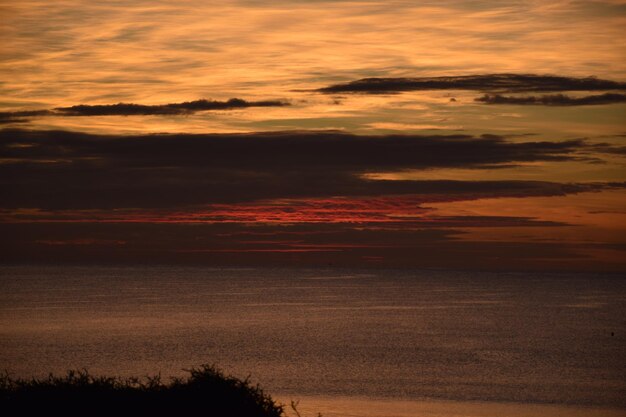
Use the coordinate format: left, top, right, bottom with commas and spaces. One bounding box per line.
318, 74, 626, 94
587, 142, 626, 155
0, 221, 616, 270
0, 98, 288, 122
0, 196, 574, 225
54, 98, 289, 116
476, 92, 626, 106
0, 128, 619, 210
0, 110, 53, 124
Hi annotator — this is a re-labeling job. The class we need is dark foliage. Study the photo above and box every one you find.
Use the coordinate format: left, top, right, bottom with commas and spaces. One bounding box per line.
0, 365, 285, 417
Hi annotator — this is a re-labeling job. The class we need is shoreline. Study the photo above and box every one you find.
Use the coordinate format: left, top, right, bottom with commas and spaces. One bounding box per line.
279, 395, 626, 417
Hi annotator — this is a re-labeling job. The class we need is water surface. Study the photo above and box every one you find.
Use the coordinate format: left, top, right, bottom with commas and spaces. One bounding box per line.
1, 266, 624, 411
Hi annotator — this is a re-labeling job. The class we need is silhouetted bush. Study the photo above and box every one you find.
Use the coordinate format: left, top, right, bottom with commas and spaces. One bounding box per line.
0, 365, 285, 417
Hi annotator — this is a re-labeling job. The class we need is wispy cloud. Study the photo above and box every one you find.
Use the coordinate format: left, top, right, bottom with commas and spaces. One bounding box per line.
318, 74, 626, 94
476, 93, 626, 106
4, 1, 626, 115
0, 98, 288, 123
55, 98, 289, 116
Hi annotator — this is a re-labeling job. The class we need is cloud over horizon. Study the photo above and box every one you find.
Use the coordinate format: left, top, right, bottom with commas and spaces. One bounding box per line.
0, 220, 598, 269
1, 128, 622, 210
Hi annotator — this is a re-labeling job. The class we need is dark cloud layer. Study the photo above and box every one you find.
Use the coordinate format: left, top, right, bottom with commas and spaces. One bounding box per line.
0, 129, 620, 210
1, 222, 616, 271
0, 98, 287, 122
476, 93, 626, 106
318, 74, 626, 94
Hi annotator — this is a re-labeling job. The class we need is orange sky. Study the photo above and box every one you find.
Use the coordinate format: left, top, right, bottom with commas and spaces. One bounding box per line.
1, 0, 625, 270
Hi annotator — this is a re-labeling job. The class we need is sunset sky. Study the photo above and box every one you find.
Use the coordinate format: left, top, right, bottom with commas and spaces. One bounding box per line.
1, 0, 625, 270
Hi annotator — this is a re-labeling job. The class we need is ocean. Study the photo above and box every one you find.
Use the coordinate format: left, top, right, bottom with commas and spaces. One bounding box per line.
1, 266, 624, 415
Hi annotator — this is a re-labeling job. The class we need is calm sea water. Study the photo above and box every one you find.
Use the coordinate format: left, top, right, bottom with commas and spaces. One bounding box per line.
0, 266, 624, 409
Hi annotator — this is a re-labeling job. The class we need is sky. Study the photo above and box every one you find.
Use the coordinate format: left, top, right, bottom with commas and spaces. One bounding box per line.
1, 0, 625, 270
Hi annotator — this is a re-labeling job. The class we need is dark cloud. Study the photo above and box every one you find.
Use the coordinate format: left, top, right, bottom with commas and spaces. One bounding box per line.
1, 221, 617, 271
0, 129, 588, 169
0, 129, 619, 210
318, 74, 626, 94
0, 98, 288, 122
0, 196, 575, 225
587, 143, 626, 155
476, 93, 626, 106
54, 98, 288, 116
0, 110, 53, 124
